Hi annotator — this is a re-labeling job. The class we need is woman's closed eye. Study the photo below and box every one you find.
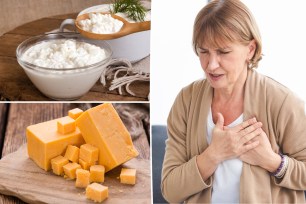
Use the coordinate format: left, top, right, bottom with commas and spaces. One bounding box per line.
197, 47, 231, 55
198, 48, 209, 54
217, 50, 231, 55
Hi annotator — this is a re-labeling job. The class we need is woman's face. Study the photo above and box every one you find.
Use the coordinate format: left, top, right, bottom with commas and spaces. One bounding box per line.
198, 40, 255, 90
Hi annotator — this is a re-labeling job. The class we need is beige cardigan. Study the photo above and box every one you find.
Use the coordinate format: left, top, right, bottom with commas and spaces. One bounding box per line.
162, 69, 306, 203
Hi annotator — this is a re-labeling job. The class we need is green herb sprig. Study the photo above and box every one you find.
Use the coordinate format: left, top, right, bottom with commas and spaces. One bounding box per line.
111, 0, 147, 22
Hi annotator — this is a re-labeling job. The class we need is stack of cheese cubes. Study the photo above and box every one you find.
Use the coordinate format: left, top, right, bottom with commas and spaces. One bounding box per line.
51, 143, 108, 202
26, 104, 139, 203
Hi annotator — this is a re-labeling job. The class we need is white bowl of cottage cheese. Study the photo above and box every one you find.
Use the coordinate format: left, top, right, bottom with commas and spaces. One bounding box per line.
16, 32, 112, 100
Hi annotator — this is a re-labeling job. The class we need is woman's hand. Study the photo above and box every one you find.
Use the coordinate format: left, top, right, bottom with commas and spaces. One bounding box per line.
208, 113, 262, 164
196, 113, 262, 181
239, 123, 281, 172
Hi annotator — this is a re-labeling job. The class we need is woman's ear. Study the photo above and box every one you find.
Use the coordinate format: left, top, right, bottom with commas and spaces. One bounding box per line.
248, 39, 256, 59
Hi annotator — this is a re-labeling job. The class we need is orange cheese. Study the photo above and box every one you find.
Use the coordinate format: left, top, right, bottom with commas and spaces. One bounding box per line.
120, 168, 136, 185
64, 145, 79, 163
63, 162, 81, 179
90, 165, 105, 183
79, 159, 92, 170
76, 169, 90, 188
26, 117, 85, 171
57, 116, 76, 134
80, 144, 99, 164
51, 155, 69, 176
86, 183, 108, 202
76, 103, 139, 172
68, 108, 84, 120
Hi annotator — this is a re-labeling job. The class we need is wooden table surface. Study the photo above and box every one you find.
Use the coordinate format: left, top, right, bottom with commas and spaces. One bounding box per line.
0, 103, 150, 204
0, 13, 150, 101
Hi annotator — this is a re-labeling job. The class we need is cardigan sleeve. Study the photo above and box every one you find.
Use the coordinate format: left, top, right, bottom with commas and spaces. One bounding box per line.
273, 92, 306, 189
161, 87, 212, 203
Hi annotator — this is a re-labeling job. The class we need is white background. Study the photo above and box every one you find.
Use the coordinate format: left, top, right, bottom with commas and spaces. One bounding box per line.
151, 0, 306, 125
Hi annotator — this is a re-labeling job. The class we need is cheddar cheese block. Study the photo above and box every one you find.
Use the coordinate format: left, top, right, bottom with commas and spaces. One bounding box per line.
79, 144, 98, 164
64, 145, 79, 163
79, 158, 92, 170
120, 168, 136, 185
76, 169, 90, 188
57, 116, 76, 134
90, 165, 105, 183
63, 162, 81, 179
51, 155, 69, 176
27, 117, 85, 171
68, 108, 84, 120
75, 103, 139, 172
86, 183, 108, 202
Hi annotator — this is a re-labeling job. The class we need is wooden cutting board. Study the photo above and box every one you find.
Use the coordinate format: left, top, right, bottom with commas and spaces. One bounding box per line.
0, 145, 151, 204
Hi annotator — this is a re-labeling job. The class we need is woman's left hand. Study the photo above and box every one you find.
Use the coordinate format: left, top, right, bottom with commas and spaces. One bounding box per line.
239, 121, 282, 173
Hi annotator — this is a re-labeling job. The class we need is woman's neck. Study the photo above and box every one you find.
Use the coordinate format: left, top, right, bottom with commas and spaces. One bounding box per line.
212, 69, 247, 125
213, 69, 247, 104
213, 84, 244, 105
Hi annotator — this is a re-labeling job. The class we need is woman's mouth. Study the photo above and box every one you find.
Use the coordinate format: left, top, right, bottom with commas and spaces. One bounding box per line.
209, 73, 224, 81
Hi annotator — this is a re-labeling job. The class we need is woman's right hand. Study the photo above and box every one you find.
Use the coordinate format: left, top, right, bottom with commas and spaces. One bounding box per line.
209, 113, 262, 164
196, 113, 262, 181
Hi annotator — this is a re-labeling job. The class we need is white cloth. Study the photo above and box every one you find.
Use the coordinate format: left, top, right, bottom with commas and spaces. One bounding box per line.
206, 108, 243, 203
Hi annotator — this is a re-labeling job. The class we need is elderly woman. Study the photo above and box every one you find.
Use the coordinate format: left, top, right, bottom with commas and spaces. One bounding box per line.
161, 0, 306, 203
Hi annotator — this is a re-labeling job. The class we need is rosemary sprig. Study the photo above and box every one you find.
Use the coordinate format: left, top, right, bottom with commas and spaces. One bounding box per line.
111, 0, 147, 22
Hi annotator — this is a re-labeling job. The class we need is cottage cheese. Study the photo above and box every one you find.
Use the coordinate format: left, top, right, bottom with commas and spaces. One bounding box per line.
78, 13, 124, 34
21, 39, 106, 68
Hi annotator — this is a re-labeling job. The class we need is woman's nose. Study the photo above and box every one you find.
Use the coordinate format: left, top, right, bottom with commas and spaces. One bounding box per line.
207, 54, 219, 71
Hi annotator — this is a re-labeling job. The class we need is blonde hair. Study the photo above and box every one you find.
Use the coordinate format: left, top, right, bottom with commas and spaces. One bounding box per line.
193, 0, 262, 69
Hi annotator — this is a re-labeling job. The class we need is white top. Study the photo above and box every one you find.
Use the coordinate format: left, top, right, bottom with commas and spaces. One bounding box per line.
206, 108, 243, 203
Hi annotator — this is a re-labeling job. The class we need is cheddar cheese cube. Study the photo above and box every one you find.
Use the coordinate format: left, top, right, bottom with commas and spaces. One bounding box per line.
68, 108, 84, 120
80, 144, 98, 164
51, 155, 69, 176
76, 103, 139, 172
57, 116, 76, 134
64, 145, 79, 163
76, 169, 90, 188
79, 158, 93, 170
86, 183, 108, 202
63, 163, 81, 179
120, 168, 136, 185
26, 117, 85, 171
90, 165, 105, 183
